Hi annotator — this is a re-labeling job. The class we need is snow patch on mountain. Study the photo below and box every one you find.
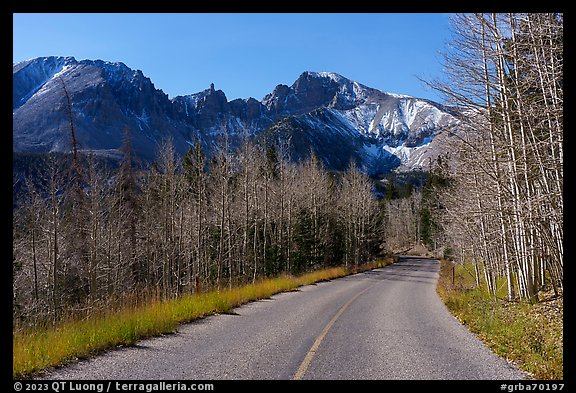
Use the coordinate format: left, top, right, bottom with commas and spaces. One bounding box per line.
13, 56, 74, 110
13, 58, 460, 175
134, 108, 150, 130
383, 136, 432, 163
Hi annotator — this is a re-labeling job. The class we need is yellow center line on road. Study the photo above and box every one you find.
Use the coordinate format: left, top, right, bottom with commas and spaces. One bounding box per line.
292, 281, 378, 380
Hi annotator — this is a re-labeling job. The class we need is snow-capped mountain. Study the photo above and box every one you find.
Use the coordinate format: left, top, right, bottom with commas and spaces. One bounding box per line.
13, 57, 459, 175
13, 56, 199, 161
259, 71, 458, 174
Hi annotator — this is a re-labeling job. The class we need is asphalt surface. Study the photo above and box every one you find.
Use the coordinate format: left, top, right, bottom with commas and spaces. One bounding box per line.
38, 257, 526, 380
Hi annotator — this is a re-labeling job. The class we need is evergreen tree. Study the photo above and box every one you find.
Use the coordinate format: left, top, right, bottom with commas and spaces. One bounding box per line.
419, 156, 450, 250
116, 127, 142, 287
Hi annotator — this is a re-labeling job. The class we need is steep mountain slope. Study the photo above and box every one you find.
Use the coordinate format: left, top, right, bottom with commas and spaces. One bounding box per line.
13, 57, 459, 175
260, 71, 458, 173
258, 108, 401, 176
172, 83, 275, 139
13, 56, 196, 161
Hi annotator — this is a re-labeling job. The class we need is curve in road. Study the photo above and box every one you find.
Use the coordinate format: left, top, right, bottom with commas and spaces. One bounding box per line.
39, 257, 526, 380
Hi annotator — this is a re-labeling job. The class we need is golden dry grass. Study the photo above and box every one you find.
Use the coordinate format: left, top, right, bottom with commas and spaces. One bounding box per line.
436, 259, 563, 380
14, 259, 395, 378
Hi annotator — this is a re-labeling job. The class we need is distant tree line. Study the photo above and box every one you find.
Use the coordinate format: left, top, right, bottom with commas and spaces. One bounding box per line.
13, 128, 388, 326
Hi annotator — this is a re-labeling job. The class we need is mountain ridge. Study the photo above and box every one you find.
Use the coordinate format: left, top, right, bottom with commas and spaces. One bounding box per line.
13, 56, 459, 175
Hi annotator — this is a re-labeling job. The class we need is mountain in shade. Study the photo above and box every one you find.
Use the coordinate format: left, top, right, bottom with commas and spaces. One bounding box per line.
259, 71, 458, 174
13, 57, 460, 176
13, 56, 195, 161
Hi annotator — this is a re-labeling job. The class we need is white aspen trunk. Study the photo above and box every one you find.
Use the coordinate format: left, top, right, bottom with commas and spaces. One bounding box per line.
263, 174, 269, 275
252, 176, 259, 283
479, 14, 515, 301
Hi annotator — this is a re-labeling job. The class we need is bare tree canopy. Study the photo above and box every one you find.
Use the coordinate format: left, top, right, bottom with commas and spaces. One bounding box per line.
425, 13, 563, 302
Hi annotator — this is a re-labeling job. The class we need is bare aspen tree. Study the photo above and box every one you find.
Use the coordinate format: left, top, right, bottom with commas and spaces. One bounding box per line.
277, 141, 297, 273
339, 163, 377, 266
425, 13, 563, 302
209, 148, 230, 290
83, 154, 110, 304
14, 125, 389, 326
182, 141, 208, 292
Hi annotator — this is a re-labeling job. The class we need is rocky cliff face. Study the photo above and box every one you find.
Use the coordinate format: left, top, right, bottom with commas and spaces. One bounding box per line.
259, 71, 458, 174
13, 56, 198, 161
13, 57, 459, 175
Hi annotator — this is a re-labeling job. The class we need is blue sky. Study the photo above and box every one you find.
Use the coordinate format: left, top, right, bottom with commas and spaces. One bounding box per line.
13, 13, 452, 102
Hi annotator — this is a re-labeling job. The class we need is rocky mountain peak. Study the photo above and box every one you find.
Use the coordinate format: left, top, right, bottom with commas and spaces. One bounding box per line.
13, 56, 459, 175
261, 71, 341, 116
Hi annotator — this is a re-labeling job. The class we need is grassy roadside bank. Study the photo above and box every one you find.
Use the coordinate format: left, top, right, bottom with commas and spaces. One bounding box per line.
436, 259, 563, 380
13, 257, 396, 378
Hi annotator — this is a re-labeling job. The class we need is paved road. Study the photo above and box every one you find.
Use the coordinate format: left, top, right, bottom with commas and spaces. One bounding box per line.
39, 257, 525, 380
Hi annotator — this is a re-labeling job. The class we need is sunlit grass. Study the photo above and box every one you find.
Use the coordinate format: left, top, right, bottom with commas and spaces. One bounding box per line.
437, 260, 563, 380
13, 258, 395, 378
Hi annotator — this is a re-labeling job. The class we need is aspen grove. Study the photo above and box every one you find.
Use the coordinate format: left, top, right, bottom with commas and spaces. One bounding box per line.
13, 134, 384, 326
